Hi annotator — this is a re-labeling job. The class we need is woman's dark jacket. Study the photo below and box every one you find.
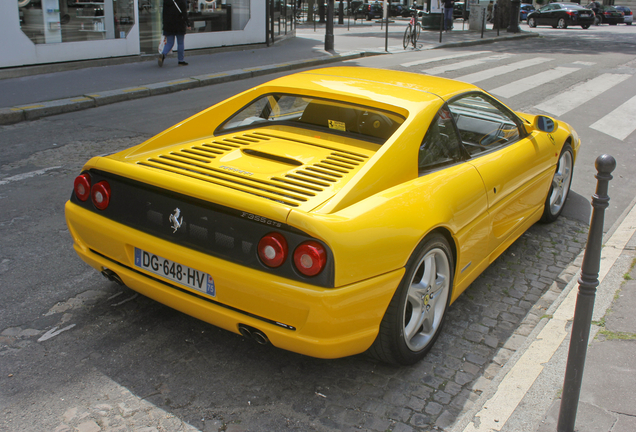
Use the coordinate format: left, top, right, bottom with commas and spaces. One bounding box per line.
163, 0, 190, 35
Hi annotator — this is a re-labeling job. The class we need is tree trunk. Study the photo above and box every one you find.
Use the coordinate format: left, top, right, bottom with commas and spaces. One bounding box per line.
495, 0, 511, 30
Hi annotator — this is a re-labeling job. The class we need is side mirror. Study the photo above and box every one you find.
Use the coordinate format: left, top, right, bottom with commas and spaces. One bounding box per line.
534, 115, 557, 133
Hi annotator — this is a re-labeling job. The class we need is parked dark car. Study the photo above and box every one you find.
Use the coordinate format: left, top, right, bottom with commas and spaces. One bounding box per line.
586, 2, 624, 25
389, 2, 404, 17
354, 2, 383, 20
454, 2, 468, 19
613, 5, 632, 25
402, 4, 424, 17
527, 3, 595, 29
520, 3, 535, 21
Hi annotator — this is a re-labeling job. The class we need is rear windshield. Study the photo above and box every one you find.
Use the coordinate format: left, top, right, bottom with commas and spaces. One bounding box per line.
218, 94, 405, 143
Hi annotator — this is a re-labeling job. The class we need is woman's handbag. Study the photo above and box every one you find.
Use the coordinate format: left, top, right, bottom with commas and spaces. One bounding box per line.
158, 36, 173, 54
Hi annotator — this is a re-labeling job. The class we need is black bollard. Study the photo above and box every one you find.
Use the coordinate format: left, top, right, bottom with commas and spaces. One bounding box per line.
557, 154, 616, 432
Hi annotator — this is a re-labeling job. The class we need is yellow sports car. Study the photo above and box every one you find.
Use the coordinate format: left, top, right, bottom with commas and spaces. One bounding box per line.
65, 67, 578, 365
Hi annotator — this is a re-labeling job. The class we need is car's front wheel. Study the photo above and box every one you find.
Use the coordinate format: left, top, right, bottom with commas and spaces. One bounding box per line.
541, 143, 573, 223
581, 24, 591, 29
557, 18, 568, 28
528, 17, 537, 27
369, 233, 453, 365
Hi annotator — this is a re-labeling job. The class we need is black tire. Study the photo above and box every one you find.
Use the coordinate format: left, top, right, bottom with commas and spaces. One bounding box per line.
595, 16, 602, 25
368, 233, 454, 365
557, 18, 567, 29
540, 143, 573, 223
415, 22, 422, 41
581, 24, 590, 29
528, 17, 536, 27
628, 22, 632, 25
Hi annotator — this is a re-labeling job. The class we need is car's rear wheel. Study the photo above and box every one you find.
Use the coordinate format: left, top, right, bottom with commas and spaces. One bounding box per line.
368, 233, 453, 365
528, 17, 537, 27
541, 143, 573, 223
581, 24, 591, 29
557, 18, 567, 28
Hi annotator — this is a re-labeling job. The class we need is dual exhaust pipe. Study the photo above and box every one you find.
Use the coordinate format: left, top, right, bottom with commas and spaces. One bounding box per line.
101, 268, 125, 286
238, 324, 269, 345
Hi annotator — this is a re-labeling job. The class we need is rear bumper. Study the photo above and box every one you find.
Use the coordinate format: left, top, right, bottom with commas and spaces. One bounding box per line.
65, 201, 403, 359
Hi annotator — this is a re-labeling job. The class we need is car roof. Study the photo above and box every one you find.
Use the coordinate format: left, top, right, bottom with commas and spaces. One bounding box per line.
263, 67, 480, 112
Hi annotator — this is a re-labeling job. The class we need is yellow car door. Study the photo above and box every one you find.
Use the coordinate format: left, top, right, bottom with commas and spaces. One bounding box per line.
449, 93, 554, 257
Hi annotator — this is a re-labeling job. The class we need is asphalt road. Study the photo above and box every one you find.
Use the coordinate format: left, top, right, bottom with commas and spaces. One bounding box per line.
1, 23, 636, 432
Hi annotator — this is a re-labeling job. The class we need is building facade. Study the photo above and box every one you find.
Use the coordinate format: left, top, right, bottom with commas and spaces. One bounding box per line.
3, 0, 265, 69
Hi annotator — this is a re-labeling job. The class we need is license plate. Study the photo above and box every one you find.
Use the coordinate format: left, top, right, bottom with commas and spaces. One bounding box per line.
134, 248, 215, 297
581, 12, 589, 16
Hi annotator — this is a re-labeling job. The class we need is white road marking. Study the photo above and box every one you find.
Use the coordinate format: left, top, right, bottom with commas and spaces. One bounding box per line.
455, 57, 553, 84
111, 293, 139, 307
572, 61, 596, 66
590, 94, 636, 140
0, 166, 63, 186
490, 67, 580, 98
423, 54, 516, 75
37, 324, 76, 342
400, 51, 491, 67
534, 73, 631, 116
461, 202, 636, 432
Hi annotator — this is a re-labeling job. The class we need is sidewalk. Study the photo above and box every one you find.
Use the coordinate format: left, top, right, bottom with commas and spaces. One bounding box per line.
0, 20, 536, 125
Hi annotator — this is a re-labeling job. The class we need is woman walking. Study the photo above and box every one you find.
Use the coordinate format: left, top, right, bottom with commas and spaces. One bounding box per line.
158, 0, 190, 67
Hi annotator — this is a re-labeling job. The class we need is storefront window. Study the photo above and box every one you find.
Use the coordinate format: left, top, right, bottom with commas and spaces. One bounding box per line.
187, 0, 250, 33
18, 0, 135, 44
139, 0, 251, 54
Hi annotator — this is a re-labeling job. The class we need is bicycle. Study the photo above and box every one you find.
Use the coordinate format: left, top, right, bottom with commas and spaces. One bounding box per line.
403, 11, 422, 49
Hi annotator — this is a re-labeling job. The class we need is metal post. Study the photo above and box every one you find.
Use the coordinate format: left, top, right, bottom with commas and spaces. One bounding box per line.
481, 7, 485, 38
385, 8, 389, 52
557, 154, 617, 432
338, 0, 344, 24
496, 3, 499, 36
439, 10, 444, 42
325, 0, 334, 51
266, 0, 271, 46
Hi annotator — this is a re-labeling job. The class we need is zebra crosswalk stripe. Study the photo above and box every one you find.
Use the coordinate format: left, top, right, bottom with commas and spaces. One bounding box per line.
490, 67, 580, 99
534, 73, 631, 117
400, 51, 491, 68
590, 95, 636, 141
424, 54, 516, 75
455, 57, 553, 84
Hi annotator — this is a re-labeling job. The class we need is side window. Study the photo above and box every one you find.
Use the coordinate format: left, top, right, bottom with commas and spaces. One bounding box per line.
448, 93, 523, 157
418, 106, 463, 172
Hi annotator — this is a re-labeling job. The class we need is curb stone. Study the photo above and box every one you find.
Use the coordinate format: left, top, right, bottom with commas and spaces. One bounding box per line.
0, 51, 367, 126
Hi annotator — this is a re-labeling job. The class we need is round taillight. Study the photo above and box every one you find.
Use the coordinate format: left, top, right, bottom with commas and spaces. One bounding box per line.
293, 241, 327, 277
73, 173, 91, 202
258, 232, 288, 268
91, 181, 111, 210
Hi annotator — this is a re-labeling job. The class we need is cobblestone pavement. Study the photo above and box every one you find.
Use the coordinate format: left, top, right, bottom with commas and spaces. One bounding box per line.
1, 210, 587, 432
